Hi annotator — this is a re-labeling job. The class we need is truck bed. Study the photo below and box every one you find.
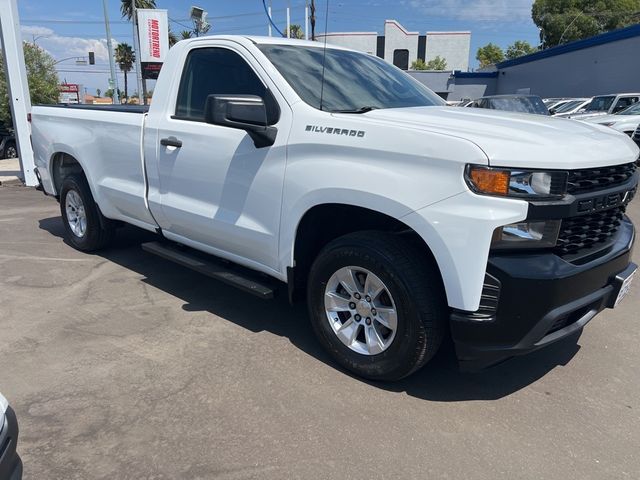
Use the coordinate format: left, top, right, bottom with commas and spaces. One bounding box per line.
39, 103, 149, 114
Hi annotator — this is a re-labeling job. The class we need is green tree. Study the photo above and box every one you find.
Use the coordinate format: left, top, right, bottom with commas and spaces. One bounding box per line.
411, 58, 428, 70
426, 56, 448, 70
168, 28, 179, 47
0, 42, 59, 126
115, 43, 135, 103
120, 0, 157, 20
476, 43, 505, 68
505, 40, 537, 59
181, 30, 194, 40
287, 24, 305, 39
532, 0, 640, 48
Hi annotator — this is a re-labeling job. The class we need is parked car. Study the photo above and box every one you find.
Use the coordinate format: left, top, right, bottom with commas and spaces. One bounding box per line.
585, 102, 640, 137
545, 98, 574, 114
0, 123, 17, 159
0, 393, 22, 480
469, 95, 550, 115
562, 93, 640, 120
633, 124, 640, 147
30, 36, 639, 379
551, 98, 591, 116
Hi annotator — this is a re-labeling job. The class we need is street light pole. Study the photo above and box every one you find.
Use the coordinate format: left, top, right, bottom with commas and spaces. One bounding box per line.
103, 0, 120, 105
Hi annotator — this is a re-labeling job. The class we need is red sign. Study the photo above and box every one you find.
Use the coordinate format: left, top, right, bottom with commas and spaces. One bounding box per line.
148, 19, 161, 59
59, 84, 79, 93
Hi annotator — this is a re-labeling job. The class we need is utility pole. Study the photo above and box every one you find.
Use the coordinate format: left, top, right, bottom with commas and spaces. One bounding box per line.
286, 1, 291, 38
310, 0, 316, 41
103, 0, 120, 104
0, 0, 37, 186
131, 0, 144, 104
305, 1, 309, 40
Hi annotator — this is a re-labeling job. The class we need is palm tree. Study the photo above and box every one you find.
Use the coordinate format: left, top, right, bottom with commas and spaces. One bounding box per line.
181, 30, 194, 40
168, 27, 179, 47
120, 0, 156, 20
115, 43, 135, 103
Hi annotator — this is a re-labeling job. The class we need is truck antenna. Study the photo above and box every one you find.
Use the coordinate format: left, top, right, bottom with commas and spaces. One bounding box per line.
319, 0, 329, 111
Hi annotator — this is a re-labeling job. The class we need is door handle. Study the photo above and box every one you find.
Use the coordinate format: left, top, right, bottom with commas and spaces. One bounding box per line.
161, 137, 182, 148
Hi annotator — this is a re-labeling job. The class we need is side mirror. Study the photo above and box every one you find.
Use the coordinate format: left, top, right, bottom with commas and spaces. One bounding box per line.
204, 94, 277, 148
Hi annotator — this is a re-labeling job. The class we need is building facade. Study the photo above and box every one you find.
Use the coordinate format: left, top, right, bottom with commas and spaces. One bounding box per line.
317, 20, 471, 72
409, 24, 640, 101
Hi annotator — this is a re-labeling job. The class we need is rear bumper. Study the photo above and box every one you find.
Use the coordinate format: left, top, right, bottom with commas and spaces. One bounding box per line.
0, 407, 22, 480
451, 217, 636, 371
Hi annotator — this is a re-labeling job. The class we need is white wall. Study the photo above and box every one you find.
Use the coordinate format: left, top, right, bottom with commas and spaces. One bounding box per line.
315, 32, 378, 55
426, 32, 470, 71
384, 20, 419, 68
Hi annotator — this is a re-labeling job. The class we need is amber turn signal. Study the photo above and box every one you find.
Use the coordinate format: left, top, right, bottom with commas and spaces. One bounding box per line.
466, 167, 510, 196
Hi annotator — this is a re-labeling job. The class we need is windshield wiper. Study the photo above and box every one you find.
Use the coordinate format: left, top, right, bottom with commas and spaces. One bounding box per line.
332, 106, 378, 114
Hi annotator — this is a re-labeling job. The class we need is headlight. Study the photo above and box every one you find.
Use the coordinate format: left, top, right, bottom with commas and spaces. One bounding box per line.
492, 220, 561, 250
465, 165, 568, 199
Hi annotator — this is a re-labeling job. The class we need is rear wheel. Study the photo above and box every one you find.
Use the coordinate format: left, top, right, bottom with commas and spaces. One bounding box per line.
307, 232, 447, 381
4, 141, 17, 159
60, 174, 114, 251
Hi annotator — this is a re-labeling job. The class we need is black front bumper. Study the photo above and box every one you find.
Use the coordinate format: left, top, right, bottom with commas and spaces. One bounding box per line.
452, 217, 636, 372
0, 407, 22, 480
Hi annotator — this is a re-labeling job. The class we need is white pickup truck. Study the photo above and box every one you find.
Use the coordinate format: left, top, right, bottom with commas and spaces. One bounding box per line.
31, 36, 639, 380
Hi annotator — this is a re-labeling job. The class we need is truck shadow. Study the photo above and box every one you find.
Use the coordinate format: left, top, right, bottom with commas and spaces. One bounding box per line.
39, 217, 582, 402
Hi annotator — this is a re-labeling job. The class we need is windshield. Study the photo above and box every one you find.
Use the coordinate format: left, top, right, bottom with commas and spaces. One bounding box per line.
617, 102, 640, 115
486, 97, 550, 115
258, 44, 445, 112
554, 99, 584, 113
584, 96, 615, 112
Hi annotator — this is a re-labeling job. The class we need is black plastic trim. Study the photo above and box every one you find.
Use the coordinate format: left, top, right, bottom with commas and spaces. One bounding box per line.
451, 219, 636, 371
0, 407, 22, 480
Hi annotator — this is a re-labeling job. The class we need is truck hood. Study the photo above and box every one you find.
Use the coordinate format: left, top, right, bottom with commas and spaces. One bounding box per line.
362, 106, 639, 169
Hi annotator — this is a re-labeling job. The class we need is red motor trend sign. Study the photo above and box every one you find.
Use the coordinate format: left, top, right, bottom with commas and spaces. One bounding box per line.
148, 19, 161, 59
137, 9, 169, 79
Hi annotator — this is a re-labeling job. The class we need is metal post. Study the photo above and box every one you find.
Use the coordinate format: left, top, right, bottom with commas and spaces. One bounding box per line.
286, 7, 291, 38
103, 0, 120, 104
0, 0, 37, 186
305, 2, 309, 40
131, 0, 144, 105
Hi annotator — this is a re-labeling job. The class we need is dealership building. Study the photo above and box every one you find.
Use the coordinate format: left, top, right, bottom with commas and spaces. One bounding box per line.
317, 20, 471, 71
408, 23, 640, 101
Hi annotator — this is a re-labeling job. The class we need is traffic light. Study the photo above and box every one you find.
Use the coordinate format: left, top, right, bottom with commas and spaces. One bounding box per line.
88, 51, 95, 65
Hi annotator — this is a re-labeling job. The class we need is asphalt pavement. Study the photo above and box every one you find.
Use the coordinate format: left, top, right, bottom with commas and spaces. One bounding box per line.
0, 184, 639, 479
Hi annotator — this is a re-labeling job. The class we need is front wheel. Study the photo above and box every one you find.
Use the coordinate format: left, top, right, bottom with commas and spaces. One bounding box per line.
60, 174, 114, 251
307, 232, 447, 381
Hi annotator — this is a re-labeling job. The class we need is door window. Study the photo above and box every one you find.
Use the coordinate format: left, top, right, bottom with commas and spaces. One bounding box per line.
175, 47, 279, 124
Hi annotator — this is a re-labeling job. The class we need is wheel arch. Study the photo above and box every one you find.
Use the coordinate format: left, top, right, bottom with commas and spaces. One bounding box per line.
286, 201, 446, 304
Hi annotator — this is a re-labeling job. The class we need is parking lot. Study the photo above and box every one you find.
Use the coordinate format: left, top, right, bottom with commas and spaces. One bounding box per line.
0, 184, 639, 479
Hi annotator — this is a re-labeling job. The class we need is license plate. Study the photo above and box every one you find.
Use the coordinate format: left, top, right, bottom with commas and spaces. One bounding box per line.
614, 268, 636, 307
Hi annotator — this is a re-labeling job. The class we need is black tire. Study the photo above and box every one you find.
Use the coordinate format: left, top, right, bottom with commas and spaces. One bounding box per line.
59, 174, 114, 251
307, 231, 447, 381
4, 141, 17, 159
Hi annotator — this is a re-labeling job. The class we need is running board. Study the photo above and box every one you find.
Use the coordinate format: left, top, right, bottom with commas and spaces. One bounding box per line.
141, 241, 275, 299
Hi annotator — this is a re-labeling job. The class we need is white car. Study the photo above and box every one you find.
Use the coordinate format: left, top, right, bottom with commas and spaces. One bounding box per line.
561, 93, 640, 120
585, 102, 640, 137
551, 98, 591, 116
30, 36, 639, 379
0, 393, 22, 479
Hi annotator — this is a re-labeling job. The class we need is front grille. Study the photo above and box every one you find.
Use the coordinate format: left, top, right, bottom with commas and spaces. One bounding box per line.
554, 206, 625, 256
566, 161, 638, 195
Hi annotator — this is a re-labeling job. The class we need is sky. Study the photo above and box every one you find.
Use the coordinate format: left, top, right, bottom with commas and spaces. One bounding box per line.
17, 0, 541, 94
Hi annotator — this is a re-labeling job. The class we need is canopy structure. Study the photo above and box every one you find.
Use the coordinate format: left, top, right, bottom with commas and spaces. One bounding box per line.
0, 0, 37, 186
